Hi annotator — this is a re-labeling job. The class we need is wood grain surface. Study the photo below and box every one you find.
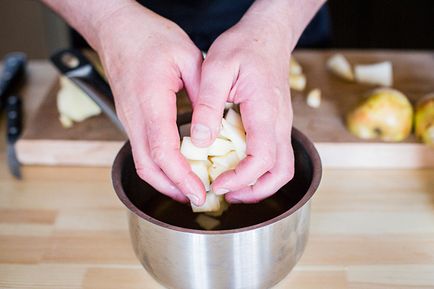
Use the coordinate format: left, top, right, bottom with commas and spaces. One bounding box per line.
0, 152, 433, 288
13, 50, 434, 168
1, 54, 434, 288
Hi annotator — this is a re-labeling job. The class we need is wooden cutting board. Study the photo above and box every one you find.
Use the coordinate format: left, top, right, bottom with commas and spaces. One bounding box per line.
15, 50, 434, 168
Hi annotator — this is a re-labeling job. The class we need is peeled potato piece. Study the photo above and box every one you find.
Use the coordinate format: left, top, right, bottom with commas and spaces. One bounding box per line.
195, 214, 220, 230
57, 76, 102, 128
180, 137, 209, 161
326, 53, 354, 81
221, 119, 247, 159
206, 195, 229, 217
225, 102, 235, 109
192, 191, 220, 213
289, 74, 307, 91
306, 88, 322, 108
225, 108, 244, 130
188, 160, 210, 191
208, 138, 235, 156
209, 163, 229, 182
210, 151, 239, 169
355, 61, 393, 87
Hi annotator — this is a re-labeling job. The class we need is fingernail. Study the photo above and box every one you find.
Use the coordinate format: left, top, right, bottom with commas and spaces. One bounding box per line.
227, 197, 243, 204
214, 188, 229, 195
191, 124, 211, 144
186, 194, 201, 206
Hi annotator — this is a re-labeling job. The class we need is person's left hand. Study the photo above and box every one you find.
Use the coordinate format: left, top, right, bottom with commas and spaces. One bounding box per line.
190, 15, 295, 203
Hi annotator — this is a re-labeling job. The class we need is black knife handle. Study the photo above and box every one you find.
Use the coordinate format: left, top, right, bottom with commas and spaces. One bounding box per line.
50, 49, 113, 99
6, 95, 22, 143
50, 49, 125, 134
0, 53, 26, 109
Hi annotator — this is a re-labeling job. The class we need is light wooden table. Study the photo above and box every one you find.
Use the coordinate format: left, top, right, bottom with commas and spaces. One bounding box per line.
1, 62, 434, 289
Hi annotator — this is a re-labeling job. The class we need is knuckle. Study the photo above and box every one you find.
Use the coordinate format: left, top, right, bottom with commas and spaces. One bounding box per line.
136, 167, 151, 182
149, 145, 167, 165
256, 149, 276, 171
280, 164, 295, 182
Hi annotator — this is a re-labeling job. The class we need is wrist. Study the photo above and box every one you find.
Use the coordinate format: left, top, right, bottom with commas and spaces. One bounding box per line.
240, 0, 326, 51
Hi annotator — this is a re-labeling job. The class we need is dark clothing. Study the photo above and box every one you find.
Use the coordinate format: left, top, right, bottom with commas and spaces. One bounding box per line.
72, 1, 331, 50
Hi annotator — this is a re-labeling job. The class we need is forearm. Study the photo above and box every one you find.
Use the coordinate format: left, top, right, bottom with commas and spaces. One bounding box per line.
241, 0, 326, 51
41, 0, 136, 49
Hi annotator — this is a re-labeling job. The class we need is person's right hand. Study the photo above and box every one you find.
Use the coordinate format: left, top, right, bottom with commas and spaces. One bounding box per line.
94, 3, 206, 205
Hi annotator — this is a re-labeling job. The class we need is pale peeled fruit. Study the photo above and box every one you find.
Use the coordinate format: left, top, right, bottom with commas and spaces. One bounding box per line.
210, 151, 239, 169
290, 57, 303, 75
57, 76, 101, 128
225, 108, 244, 130
289, 74, 307, 91
306, 88, 322, 108
208, 138, 235, 156
195, 214, 220, 230
180, 109, 246, 213
220, 119, 247, 159
355, 61, 393, 87
209, 151, 240, 182
346, 88, 413, 141
326, 53, 354, 81
206, 195, 229, 217
224, 102, 235, 109
191, 191, 221, 213
188, 160, 210, 191
209, 163, 229, 182
180, 137, 209, 160
415, 93, 434, 145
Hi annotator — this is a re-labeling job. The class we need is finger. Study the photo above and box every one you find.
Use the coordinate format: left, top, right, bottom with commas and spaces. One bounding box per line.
225, 134, 295, 203
178, 48, 203, 104
129, 133, 188, 203
211, 94, 278, 194
190, 57, 238, 147
145, 89, 206, 206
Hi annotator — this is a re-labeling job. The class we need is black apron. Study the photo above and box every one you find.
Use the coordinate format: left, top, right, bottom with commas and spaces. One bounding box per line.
72, 1, 331, 50
138, 0, 331, 50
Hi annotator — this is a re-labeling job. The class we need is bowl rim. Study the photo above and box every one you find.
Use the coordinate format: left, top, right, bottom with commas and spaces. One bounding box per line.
112, 124, 322, 235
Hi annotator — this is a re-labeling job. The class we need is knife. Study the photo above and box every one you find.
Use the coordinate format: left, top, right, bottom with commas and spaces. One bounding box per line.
0, 52, 26, 112
6, 95, 22, 179
50, 49, 125, 135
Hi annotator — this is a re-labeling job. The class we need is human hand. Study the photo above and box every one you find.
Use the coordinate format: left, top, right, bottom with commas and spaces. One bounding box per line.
95, 3, 206, 205
190, 12, 296, 203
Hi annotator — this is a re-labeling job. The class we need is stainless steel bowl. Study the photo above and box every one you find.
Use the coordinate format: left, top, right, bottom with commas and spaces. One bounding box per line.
112, 116, 321, 289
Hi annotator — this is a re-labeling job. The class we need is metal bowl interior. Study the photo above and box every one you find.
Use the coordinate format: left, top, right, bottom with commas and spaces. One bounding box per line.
112, 119, 321, 234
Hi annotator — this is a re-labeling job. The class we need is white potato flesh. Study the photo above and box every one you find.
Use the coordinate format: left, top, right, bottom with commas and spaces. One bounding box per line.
180, 137, 209, 160
225, 108, 244, 130
208, 138, 235, 156
208, 163, 228, 182
220, 119, 247, 159
57, 76, 102, 127
224, 102, 234, 109
290, 57, 303, 75
355, 61, 393, 87
326, 53, 354, 81
192, 191, 221, 213
210, 151, 240, 169
188, 160, 210, 191
306, 88, 322, 108
195, 214, 220, 230
289, 74, 307, 91
206, 196, 229, 217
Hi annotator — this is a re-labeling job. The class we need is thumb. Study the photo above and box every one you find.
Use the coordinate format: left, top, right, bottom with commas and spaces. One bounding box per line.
191, 59, 237, 147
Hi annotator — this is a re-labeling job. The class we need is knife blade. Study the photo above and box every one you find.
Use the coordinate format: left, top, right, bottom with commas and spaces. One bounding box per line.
0, 52, 26, 112
50, 49, 125, 135
6, 95, 22, 179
